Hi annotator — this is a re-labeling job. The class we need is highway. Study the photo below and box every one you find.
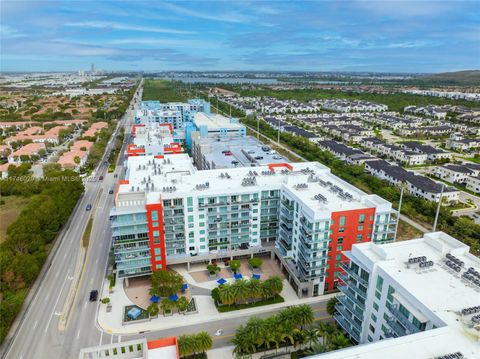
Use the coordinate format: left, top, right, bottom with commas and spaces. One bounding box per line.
1, 82, 143, 359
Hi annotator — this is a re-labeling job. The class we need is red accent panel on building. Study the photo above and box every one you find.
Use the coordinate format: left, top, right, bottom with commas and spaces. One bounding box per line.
131, 124, 145, 137
164, 142, 183, 154
127, 144, 146, 157
146, 200, 167, 272
147, 337, 179, 359
154, 155, 165, 159
326, 207, 376, 292
268, 163, 293, 172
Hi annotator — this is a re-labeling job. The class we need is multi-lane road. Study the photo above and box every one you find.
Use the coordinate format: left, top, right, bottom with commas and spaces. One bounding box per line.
1, 82, 143, 359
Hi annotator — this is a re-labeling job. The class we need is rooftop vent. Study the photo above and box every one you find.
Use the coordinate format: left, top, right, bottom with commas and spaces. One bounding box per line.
295, 183, 308, 190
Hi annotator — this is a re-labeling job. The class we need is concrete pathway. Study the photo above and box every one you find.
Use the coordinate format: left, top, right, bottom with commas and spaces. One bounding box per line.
399, 214, 431, 233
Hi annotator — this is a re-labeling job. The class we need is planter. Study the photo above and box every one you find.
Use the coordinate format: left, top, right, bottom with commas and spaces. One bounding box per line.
163, 310, 173, 317
208, 272, 218, 278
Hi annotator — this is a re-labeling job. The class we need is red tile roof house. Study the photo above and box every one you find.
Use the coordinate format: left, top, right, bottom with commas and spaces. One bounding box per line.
8, 142, 46, 163
57, 140, 93, 171
5, 126, 68, 145
83, 122, 108, 137
0, 163, 16, 178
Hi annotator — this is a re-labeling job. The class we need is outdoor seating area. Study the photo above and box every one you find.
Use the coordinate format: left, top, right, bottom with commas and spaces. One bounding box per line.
188, 256, 285, 284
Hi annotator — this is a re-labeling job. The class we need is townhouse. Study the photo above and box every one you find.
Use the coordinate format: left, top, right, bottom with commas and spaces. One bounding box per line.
111, 154, 397, 297
8, 142, 46, 163
317, 140, 376, 165
57, 140, 94, 171
433, 163, 480, 184
399, 141, 452, 162
365, 160, 459, 202
466, 176, 480, 194
445, 133, 480, 152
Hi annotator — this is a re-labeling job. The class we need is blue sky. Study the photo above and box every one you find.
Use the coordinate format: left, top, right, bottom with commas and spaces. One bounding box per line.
1, 0, 479, 73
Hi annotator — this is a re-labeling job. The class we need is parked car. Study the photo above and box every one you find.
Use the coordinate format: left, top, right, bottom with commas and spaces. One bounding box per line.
261, 146, 270, 152
113, 174, 118, 178
255, 156, 264, 160
273, 155, 283, 160
99, 175, 104, 180
109, 189, 114, 194
86, 204, 92, 211
89, 290, 98, 302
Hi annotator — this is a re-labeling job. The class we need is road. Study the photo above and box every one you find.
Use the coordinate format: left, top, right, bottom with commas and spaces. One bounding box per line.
1, 82, 143, 359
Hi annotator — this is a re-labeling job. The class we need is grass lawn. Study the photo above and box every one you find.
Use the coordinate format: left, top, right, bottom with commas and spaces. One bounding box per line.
396, 219, 424, 241
82, 217, 93, 247
216, 295, 284, 313
0, 195, 30, 243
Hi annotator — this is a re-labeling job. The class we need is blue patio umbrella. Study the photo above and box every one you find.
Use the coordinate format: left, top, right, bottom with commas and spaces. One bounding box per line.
234, 273, 243, 280
181, 283, 188, 291
252, 274, 261, 280
150, 295, 160, 303
217, 278, 227, 285
169, 294, 179, 301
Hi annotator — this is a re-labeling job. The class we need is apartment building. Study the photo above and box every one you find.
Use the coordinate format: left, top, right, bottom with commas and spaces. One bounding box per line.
127, 123, 183, 157
111, 154, 397, 296
327, 232, 480, 359
135, 99, 210, 130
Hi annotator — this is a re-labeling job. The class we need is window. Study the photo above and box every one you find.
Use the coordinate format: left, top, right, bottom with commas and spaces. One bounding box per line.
151, 210, 158, 221
153, 230, 160, 238
399, 304, 410, 318
358, 225, 364, 231
356, 234, 363, 241
153, 239, 160, 244
154, 248, 161, 255
371, 313, 377, 322
155, 255, 162, 261
387, 286, 395, 302
368, 335, 373, 342
359, 214, 365, 224
375, 290, 381, 300
339, 227, 345, 233
337, 237, 343, 244
337, 245, 343, 251
369, 324, 375, 333
376, 276, 384, 291
155, 264, 163, 270
335, 254, 342, 261
187, 197, 193, 206
340, 216, 346, 226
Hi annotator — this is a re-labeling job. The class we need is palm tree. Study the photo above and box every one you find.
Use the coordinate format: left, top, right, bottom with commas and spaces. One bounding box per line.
304, 327, 319, 349
326, 297, 338, 316
195, 331, 213, 354
264, 276, 283, 297
246, 279, 262, 301
329, 332, 352, 350
178, 334, 193, 358
232, 280, 249, 304
219, 284, 235, 306
296, 304, 314, 330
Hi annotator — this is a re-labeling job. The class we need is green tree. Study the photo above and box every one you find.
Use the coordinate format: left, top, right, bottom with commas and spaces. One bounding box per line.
218, 284, 235, 306
329, 332, 352, 350
147, 303, 159, 316
263, 276, 283, 297
248, 257, 263, 269
149, 270, 183, 297
326, 297, 338, 316
195, 331, 213, 354
229, 259, 241, 274
160, 298, 175, 314
176, 296, 189, 312
206, 263, 220, 275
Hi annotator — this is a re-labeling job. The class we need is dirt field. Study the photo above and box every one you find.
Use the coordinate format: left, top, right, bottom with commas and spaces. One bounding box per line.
0, 195, 30, 243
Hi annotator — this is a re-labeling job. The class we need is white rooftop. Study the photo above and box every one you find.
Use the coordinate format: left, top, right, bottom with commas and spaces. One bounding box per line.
319, 232, 480, 359
118, 154, 393, 219
193, 112, 243, 131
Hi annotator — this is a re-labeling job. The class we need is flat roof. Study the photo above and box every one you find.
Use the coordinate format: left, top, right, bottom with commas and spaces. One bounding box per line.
118, 154, 393, 217
320, 232, 480, 359
193, 112, 243, 131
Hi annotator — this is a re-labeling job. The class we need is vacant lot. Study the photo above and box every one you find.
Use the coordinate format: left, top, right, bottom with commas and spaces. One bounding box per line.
142, 79, 187, 102
396, 219, 424, 241
0, 195, 30, 242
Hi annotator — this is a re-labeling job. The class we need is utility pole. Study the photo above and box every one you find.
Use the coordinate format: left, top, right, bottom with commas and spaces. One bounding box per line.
277, 118, 281, 144
433, 183, 445, 232
257, 116, 260, 140
393, 186, 404, 241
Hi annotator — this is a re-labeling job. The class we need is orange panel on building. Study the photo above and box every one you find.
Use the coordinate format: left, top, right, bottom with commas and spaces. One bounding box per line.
325, 207, 376, 292
146, 201, 167, 271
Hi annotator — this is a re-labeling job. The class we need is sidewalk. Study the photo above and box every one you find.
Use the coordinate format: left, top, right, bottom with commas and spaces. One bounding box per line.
97, 277, 336, 335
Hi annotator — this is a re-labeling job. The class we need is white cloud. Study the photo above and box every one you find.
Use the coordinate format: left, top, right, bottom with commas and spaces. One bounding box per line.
0, 25, 25, 39
108, 38, 218, 48
64, 21, 195, 35
161, 2, 255, 24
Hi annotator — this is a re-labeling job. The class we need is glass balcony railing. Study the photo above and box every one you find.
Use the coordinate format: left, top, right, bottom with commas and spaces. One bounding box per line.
385, 317, 407, 337
387, 304, 421, 334
335, 302, 363, 331
337, 296, 364, 321
334, 313, 360, 343
339, 262, 369, 286
338, 285, 366, 310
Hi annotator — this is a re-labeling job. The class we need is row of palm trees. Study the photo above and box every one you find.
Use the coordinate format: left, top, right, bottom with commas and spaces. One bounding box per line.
305, 321, 352, 355
231, 304, 314, 356
213, 276, 283, 306
177, 331, 213, 358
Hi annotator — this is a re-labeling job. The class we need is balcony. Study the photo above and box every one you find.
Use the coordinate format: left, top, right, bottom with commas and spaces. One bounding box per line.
385, 317, 406, 337
282, 200, 294, 211
387, 304, 421, 334
338, 278, 367, 299
334, 314, 360, 343
337, 296, 364, 321
111, 218, 148, 227
335, 302, 363, 331
339, 262, 369, 286
338, 285, 365, 310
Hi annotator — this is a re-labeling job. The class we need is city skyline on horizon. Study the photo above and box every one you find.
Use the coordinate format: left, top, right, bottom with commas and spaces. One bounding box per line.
1, 0, 479, 73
